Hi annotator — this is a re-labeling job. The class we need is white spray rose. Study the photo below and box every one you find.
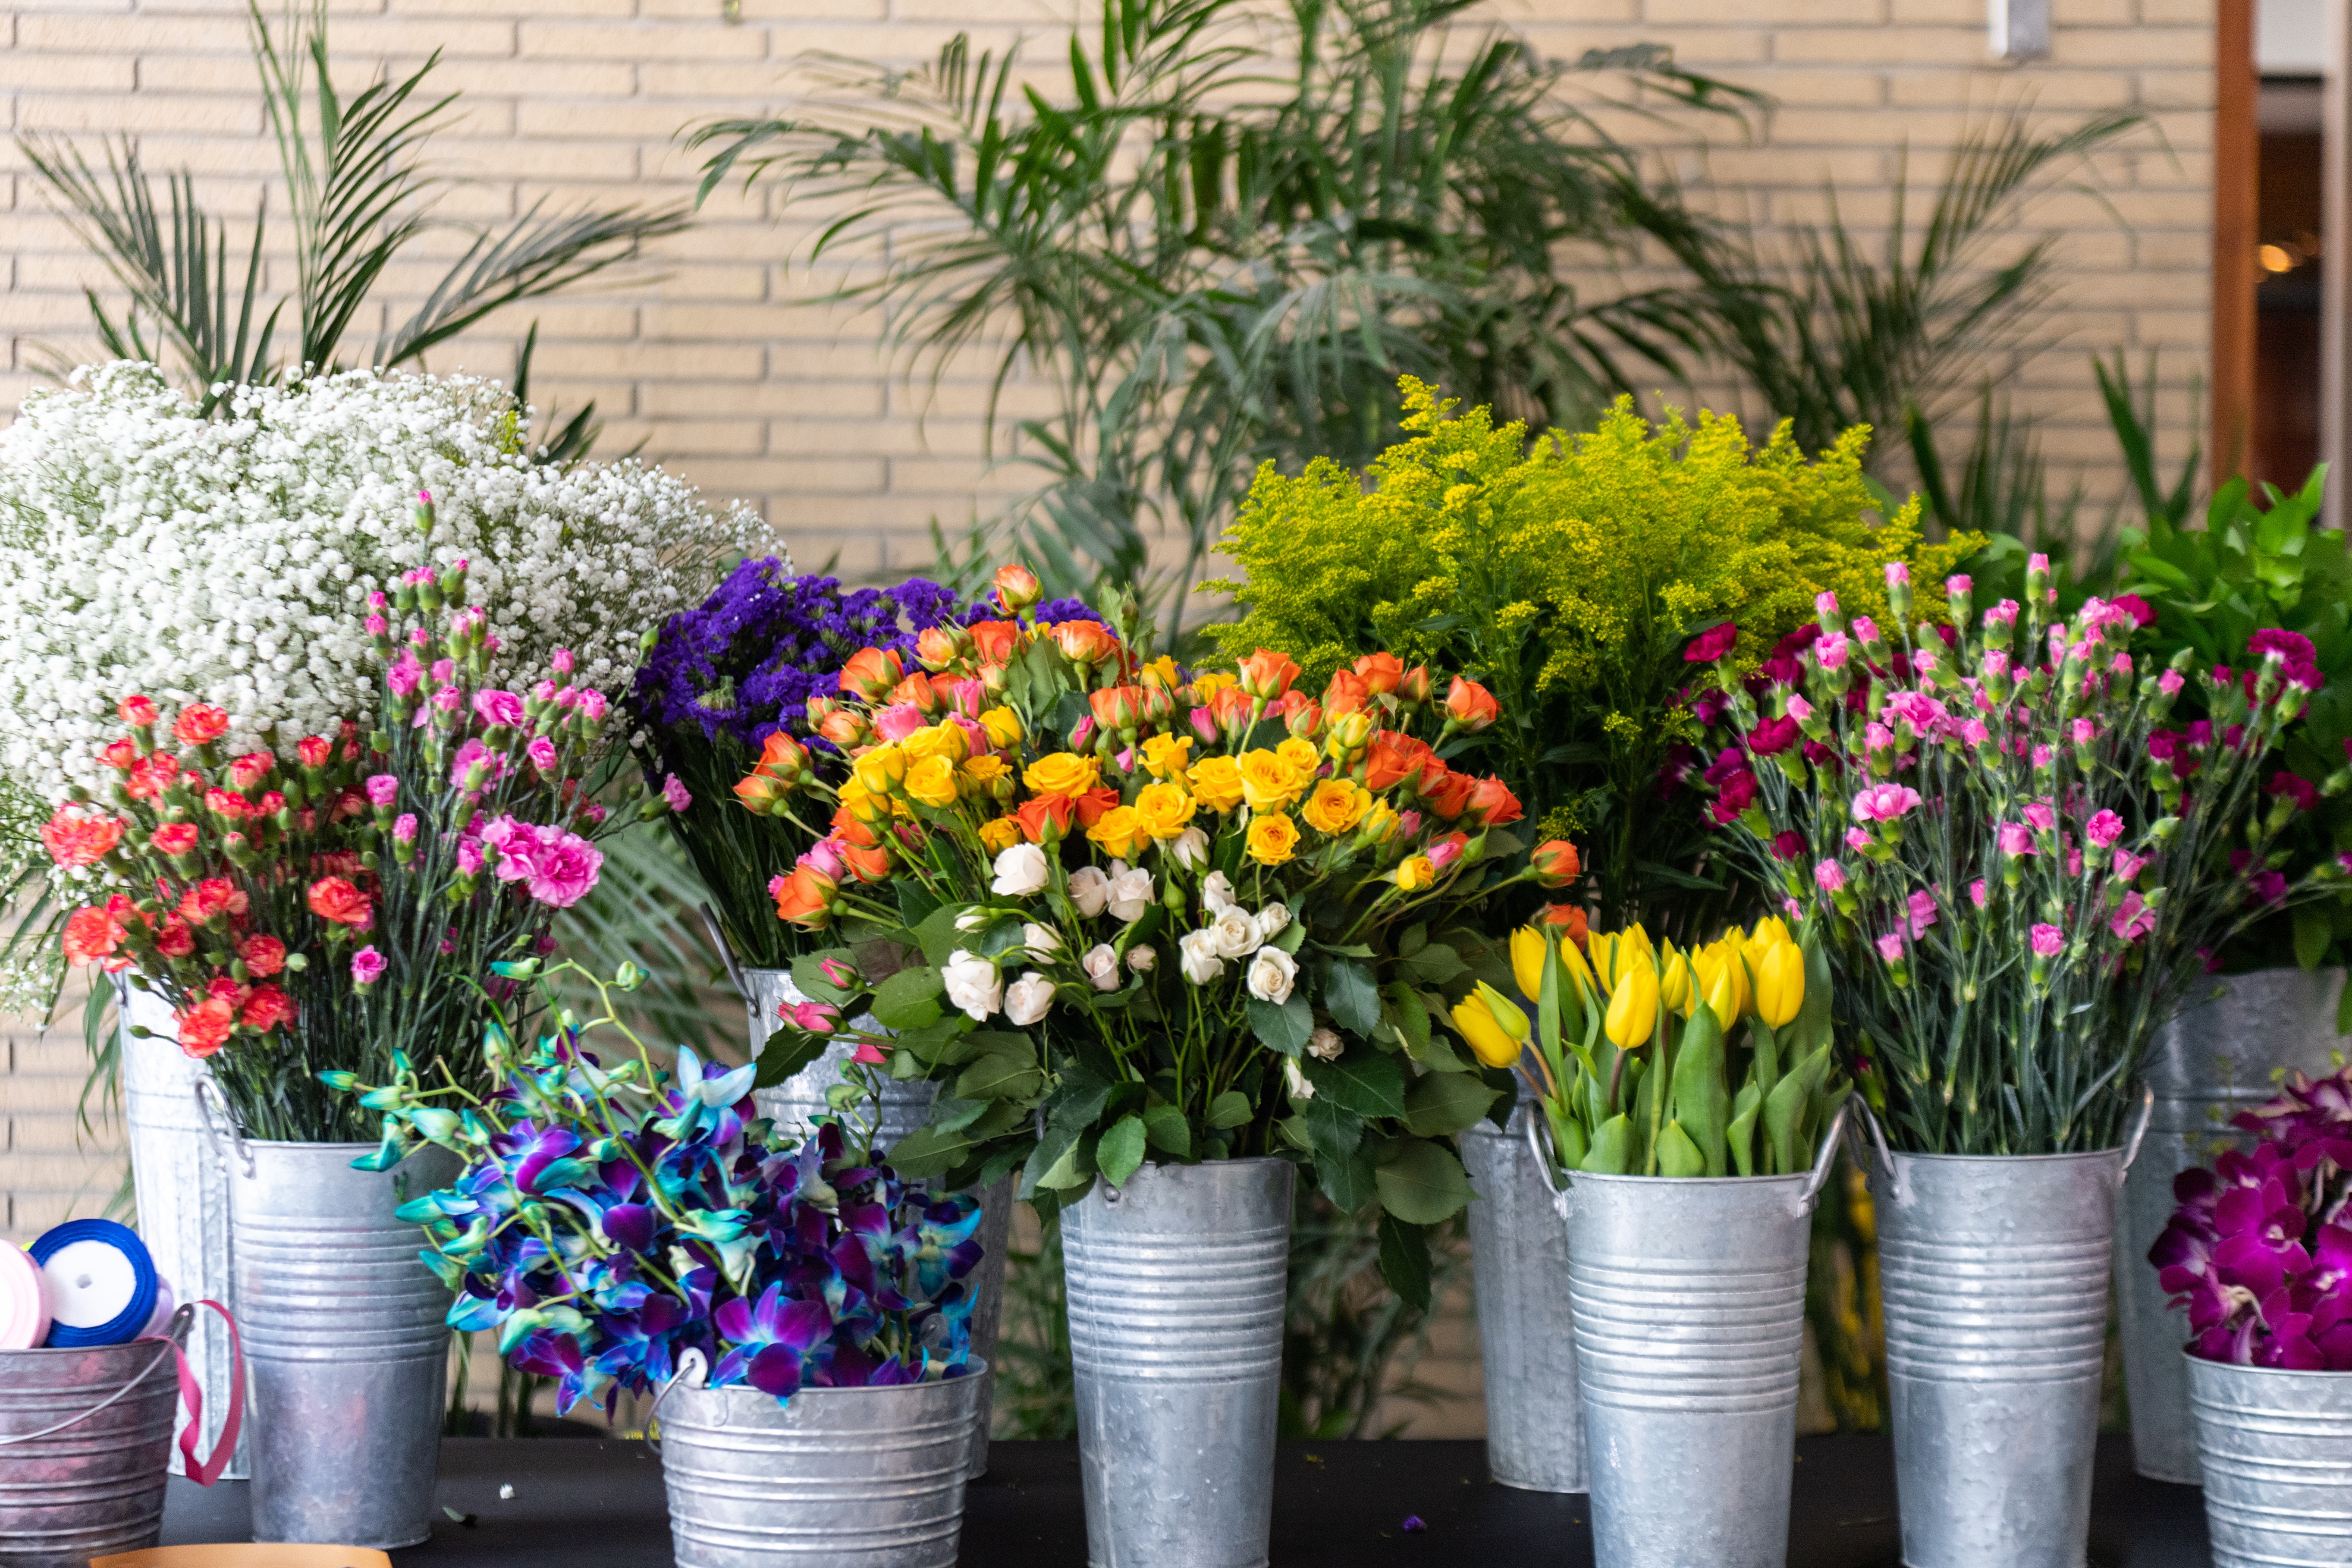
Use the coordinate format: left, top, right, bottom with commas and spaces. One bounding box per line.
1127, 945, 1158, 974
1021, 922, 1063, 958
955, 908, 988, 932
1307, 1027, 1344, 1062
1167, 826, 1210, 870
991, 842, 1051, 897
1284, 1058, 1315, 1102
1067, 864, 1111, 918
1246, 946, 1299, 1005
1178, 929, 1224, 986
942, 949, 1002, 1021
1202, 871, 1237, 916
1081, 943, 1122, 991
1004, 971, 1056, 1027
1255, 903, 1291, 944
1209, 907, 1262, 960
1106, 867, 1154, 924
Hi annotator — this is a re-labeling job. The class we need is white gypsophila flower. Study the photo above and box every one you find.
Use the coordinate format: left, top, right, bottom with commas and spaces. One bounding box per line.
1066, 864, 1111, 918
942, 949, 1002, 1021
1177, 929, 1223, 986
1306, 1027, 1344, 1062
1201, 870, 1236, 915
1208, 906, 1261, 960
990, 842, 1050, 897
1080, 943, 1121, 991
0, 361, 773, 807
1255, 902, 1291, 944
1246, 946, 1298, 1005
1106, 866, 1153, 924
1003, 971, 1055, 1027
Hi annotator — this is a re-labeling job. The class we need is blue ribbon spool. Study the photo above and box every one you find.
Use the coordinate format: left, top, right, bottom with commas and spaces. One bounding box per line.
30, 1218, 157, 1348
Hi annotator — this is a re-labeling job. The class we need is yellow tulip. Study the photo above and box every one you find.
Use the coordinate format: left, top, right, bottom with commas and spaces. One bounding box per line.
1451, 992, 1527, 1070
1612, 924, 1655, 990
1510, 926, 1550, 1002
1701, 956, 1741, 1032
1604, 958, 1660, 1050
1558, 934, 1597, 1000
1692, 940, 1751, 1024
1755, 940, 1806, 1028
1747, 916, 1793, 951
1657, 942, 1694, 1018
1476, 981, 1529, 1042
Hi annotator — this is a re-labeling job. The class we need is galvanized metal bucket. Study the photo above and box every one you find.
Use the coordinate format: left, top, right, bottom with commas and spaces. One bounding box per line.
116, 978, 247, 1480
655, 1351, 986, 1568
1063, 1157, 1294, 1568
738, 963, 1007, 1477
1460, 1096, 1585, 1493
1557, 1105, 1848, 1568
1867, 1104, 2148, 1568
0, 1315, 185, 1567
215, 1128, 459, 1549
2187, 1351, 2352, 1566
2120, 967, 2346, 1484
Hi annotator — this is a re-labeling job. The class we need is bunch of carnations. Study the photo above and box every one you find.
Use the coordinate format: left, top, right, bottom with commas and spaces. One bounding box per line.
739, 566, 1580, 1303
2152, 1065, 2352, 1369
1697, 554, 2340, 1155
335, 960, 983, 1411
1456, 916, 1846, 1179
52, 537, 672, 1141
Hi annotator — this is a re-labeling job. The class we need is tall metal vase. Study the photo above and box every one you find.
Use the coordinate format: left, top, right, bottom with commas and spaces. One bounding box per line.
2186, 1352, 2352, 1566
1063, 1158, 1293, 1568
219, 1133, 458, 1549
740, 965, 1007, 1476
1460, 1098, 1585, 1493
1561, 1111, 1846, 1568
115, 980, 247, 1480
2119, 967, 2345, 1483
1869, 1117, 2143, 1568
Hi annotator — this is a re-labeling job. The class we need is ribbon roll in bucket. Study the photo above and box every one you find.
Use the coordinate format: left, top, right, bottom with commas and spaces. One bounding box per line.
0, 1241, 50, 1351
0, 1301, 242, 1568
30, 1221, 158, 1348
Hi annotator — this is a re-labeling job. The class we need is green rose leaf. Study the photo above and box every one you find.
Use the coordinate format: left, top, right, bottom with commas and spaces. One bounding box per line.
789, 948, 861, 1006
1141, 1102, 1191, 1157
1302, 1045, 1408, 1121
1207, 1089, 1256, 1129
1325, 956, 1382, 1036
1097, 1114, 1148, 1188
1377, 1213, 1432, 1313
1372, 1136, 1474, 1225
1247, 992, 1314, 1057
955, 1040, 1044, 1105
871, 967, 945, 1030
1301, 1095, 1364, 1162
1403, 1071, 1501, 1138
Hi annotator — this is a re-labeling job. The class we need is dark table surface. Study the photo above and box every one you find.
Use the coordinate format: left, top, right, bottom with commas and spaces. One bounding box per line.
162, 1434, 2213, 1566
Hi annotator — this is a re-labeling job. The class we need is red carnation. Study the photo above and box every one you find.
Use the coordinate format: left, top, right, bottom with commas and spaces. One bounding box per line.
227, 751, 276, 790
306, 875, 374, 930
238, 933, 286, 977
117, 695, 159, 728
173, 704, 230, 746
150, 823, 200, 858
240, 984, 298, 1034
176, 999, 235, 1059
1683, 623, 1740, 663
296, 736, 333, 769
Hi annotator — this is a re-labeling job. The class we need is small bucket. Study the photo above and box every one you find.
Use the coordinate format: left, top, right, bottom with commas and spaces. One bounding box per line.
1460, 1099, 1585, 1493
653, 1351, 987, 1568
2187, 1351, 2352, 1567
0, 1304, 241, 1568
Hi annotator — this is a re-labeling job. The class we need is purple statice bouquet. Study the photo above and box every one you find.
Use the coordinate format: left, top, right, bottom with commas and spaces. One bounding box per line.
1696, 554, 2341, 1155
339, 959, 985, 1412
626, 558, 1099, 966
2153, 1066, 2352, 1370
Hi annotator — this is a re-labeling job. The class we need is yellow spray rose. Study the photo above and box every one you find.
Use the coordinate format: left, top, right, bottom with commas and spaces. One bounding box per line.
1088, 805, 1153, 861
901, 723, 968, 765
1246, 812, 1301, 865
1193, 672, 1239, 699
1753, 939, 1806, 1028
1189, 755, 1247, 811
979, 816, 1024, 853
1392, 855, 1437, 891
837, 776, 891, 826
1134, 782, 1197, 839
851, 743, 908, 797
1139, 733, 1193, 782
1301, 779, 1369, 836
1451, 990, 1527, 1070
961, 754, 1011, 792
1604, 958, 1660, 1050
1138, 654, 1183, 690
1238, 749, 1303, 811
1024, 752, 1101, 799
1275, 737, 1322, 778
1359, 800, 1400, 844
979, 707, 1023, 749
903, 754, 961, 809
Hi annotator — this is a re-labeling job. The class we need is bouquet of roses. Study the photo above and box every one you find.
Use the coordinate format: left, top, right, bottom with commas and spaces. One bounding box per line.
1460, 914, 1848, 1180
336, 960, 983, 1412
2152, 1064, 2352, 1369
52, 503, 672, 1140
1696, 554, 2340, 1155
736, 565, 1580, 1302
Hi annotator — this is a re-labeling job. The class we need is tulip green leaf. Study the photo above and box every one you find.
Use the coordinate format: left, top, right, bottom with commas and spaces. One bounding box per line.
1669, 1006, 1731, 1176
1581, 1113, 1636, 1174
1656, 1119, 1705, 1177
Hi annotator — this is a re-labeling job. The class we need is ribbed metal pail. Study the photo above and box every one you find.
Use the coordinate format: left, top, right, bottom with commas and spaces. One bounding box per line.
1561, 1114, 1842, 1568
2188, 1351, 2352, 1566
2121, 967, 2346, 1484
741, 965, 1007, 1476
0, 1330, 182, 1566
224, 1139, 458, 1549
659, 1361, 986, 1568
1872, 1144, 2123, 1568
1460, 1101, 1585, 1493
116, 980, 246, 1480
1063, 1157, 1293, 1568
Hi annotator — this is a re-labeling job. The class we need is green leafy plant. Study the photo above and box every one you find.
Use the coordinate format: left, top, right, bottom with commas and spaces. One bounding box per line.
688, 0, 1756, 635
20, 0, 688, 454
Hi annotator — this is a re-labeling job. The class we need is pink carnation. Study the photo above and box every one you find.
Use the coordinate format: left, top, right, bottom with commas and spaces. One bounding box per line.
473, 689, 526, 729
2114, 850, 2147, 883
1852, 616, 1881, 646
1907, 890, 1939, 938
2071, 718, 2095, 745
1845, 826, 1873, 854
392, 813, 419, 844
2158, 669, 2185, 696
1998, 823, 2035, 858
1815, 860, 1847, 894
2030, 924, 2064, 958
663, 774, 693, 813
351, 946, 387, 985
526, 735, 559, 772
365, 773, 399, 807
2024, 801, 2056, 833
1875, 932, 1906, 963
2110, 892, 2156, 943
1815, 591, 1840, 619
2086, 810, 2125, 848
1851, 783, 1924, 823
1962, 719, 1990, 746
1786, 694, 1814, 723
1970, 879, 1989, 908
552, 648, 575, 676
579, 691, 608, 721
1814, 633, 1850, 672
1885, 562, 1911, 588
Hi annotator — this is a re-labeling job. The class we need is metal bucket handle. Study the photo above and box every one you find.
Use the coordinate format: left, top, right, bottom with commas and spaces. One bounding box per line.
0, 1298, 243, 1484
700, 904, 751, 1002
0, 1307, 185, 1449
1858, 1103, 1910, 1207
1521, 1107, 1572, 1221
1793, 1100, 1853, 1217
194, 1078, 254, 1178
642, 1346, 711, 1457
2119, 1083, 2154, 1177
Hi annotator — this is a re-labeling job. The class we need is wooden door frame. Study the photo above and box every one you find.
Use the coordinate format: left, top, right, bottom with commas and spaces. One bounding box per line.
2213, 0, 2259, 486
2325, 0, 2352, 529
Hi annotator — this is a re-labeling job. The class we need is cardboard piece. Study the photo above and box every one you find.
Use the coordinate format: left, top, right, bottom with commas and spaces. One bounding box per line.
92, 1547, 394, 1568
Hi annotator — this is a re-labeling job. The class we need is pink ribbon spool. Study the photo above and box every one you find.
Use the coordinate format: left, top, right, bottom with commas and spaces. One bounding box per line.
0, 1239, 49, 1350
